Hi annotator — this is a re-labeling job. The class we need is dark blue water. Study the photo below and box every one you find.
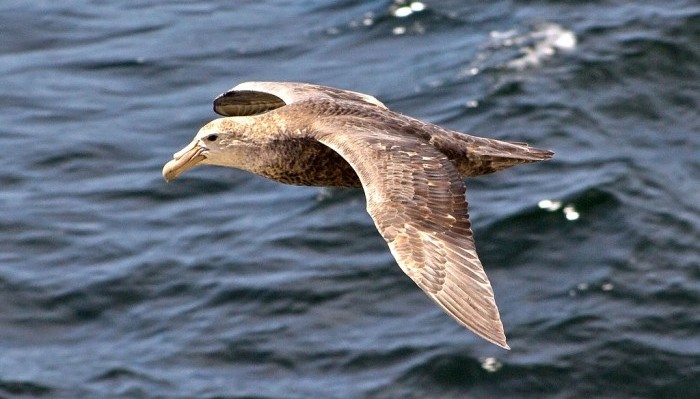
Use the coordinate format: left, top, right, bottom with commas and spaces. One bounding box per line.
2, 1, 699, 398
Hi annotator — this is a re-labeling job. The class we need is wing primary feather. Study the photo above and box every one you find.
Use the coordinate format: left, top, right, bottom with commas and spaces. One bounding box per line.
314, 118, 509, 349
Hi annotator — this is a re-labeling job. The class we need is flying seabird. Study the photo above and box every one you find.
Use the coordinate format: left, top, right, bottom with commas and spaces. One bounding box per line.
162, 82, 553, 349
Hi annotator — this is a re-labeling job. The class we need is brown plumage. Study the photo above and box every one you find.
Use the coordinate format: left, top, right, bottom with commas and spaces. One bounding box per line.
162, 82, 553, 349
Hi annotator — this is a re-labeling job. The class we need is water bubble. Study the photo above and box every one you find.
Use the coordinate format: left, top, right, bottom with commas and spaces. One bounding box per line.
538, 199, 562, 211
393, 6, 412, 17
480, 357, 503, 372
552, 30, 577, 50
563, 205, 580, 221
392, 2, 425, 18
392, 26, 406, 35
465, 100, 479, 108
410, 2, 425, 12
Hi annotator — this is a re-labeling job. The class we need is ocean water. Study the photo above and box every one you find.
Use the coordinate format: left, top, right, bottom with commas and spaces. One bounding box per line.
1, 1, 699, 398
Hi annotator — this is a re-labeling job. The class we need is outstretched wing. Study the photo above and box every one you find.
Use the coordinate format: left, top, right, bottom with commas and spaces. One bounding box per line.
314, 118, 509, 349
213, 81, 387, 117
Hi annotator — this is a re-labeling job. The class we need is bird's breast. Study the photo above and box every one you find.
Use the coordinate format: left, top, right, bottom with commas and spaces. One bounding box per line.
254, 138, 361, 188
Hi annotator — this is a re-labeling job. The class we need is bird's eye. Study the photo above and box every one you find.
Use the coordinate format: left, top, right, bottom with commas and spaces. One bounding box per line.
205, 134, 219, 142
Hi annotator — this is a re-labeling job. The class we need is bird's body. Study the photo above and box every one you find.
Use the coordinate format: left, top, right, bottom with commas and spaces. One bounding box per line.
163, 82, 553, 349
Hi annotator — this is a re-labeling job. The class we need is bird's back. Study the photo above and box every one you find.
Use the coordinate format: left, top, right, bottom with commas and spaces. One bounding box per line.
292, 100, 553, 178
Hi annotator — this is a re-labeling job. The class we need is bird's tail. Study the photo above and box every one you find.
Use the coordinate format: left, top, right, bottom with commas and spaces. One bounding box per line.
431, 131, 554, 177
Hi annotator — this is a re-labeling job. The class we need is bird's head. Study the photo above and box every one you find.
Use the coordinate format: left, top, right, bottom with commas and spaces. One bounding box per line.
162, 118, 256, 182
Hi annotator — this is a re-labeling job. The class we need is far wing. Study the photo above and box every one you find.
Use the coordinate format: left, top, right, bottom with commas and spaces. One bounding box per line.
213, 81, 387, 117
314, 119, 509, 349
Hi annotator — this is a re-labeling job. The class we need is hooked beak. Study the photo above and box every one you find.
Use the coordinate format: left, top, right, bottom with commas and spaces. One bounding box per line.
162, 140, 207, 182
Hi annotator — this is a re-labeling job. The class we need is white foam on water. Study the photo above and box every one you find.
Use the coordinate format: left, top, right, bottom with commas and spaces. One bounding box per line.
503, 23, 577, 70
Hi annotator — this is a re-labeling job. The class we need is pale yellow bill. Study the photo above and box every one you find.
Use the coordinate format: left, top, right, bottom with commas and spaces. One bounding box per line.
162, 142, 207, 182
